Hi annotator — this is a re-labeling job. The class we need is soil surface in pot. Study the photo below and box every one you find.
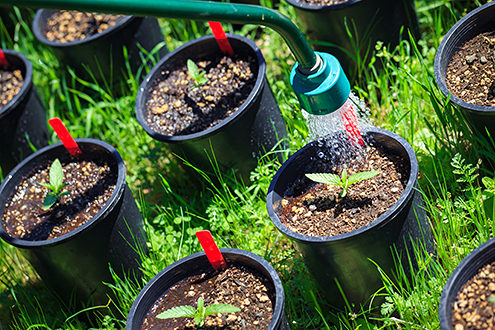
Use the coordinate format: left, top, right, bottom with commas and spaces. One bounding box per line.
2, 152, 117, 240
294, 0, 350, 5
44, 11, 123, 43
0, 66, 23, 110
446, 31, 495, 107
145, 55, 256, 136
278, 144, 408, 237
452, 261, 495, 329
141, 264, 274, 329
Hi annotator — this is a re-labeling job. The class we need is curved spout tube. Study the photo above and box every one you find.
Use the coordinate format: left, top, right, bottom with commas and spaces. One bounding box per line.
1, 0, 317, 70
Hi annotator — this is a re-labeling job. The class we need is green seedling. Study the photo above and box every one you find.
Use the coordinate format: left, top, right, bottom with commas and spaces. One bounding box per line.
39, 158, 69, 210
187, 59, 208, 88
305, 169, 381, 198
157, 297, 240, 327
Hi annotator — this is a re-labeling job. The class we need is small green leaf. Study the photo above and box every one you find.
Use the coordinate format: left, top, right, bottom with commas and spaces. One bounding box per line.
204, 303, 241, 317
187, 59, 199, 78
341, 169, 348, 184
49, 159, 64, 193
348, 171, 381, 185
305, 173, 342, 186
156, 305, 196, 320
195, 297, 205, 327
489, 295, 495, 303
42, 192, 58, 211
39, 182, 55, 191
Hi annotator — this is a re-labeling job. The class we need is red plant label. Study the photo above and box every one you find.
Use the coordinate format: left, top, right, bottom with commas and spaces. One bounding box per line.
341, 102, 364, 147
195, 230, 227, 270
48, 117, 82, 157
0, 49, 9, 67
208, 21, 234, 57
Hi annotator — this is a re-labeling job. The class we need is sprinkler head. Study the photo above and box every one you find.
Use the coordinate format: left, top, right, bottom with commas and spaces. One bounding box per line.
290, 52, 350, 115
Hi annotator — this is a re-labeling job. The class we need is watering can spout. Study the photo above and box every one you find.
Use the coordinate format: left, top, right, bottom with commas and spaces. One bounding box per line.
290, 52, 351, 116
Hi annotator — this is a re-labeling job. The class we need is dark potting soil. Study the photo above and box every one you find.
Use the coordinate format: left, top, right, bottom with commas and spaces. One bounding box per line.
446, 31, 495, 107
1, 153, 117, 240
145, 55, 256, 136
278, 145, 408, 237
295, 0, 351, 5
141, 265, 274, 329
0, 67, 23, 109
44, 11, 123, 43
452, 261, 495, 329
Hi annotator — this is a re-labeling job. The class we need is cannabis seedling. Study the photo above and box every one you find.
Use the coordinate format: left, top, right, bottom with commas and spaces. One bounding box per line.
39, 158, 69, 210
187, 59, 207, 88
306, 169, 381, 198
157, 297, 240, 327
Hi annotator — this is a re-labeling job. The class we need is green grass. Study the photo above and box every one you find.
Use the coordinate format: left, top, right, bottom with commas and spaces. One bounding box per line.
1, 0, 495, 328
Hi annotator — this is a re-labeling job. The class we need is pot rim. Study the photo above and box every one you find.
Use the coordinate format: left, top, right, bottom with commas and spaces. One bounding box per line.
0, 49, 33, 121
285, 0, 361, 11
434, 1, 495, 113
126, 248, 285, 329
32, 9, 135, 47
266, 127, 418, 243
0, 138, 126, 248
134, 33, 266, 143
438, 237, 495, 328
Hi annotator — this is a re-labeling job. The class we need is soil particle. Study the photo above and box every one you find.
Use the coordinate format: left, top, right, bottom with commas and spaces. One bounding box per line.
446, 31, 495, 107
295, 0, 350, 5
1, 153, 117, 240
0, 67, 23, 109
44, 11, 122, 43
145, 55, 256, 136
278, 145, 408, 237
452, 261, 495, 329
141, 265, 274, 329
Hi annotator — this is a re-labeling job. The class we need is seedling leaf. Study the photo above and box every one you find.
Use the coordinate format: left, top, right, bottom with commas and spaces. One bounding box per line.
156, 305, 196, 319
156, 296, 241, 327
187, 59, 207, 87
348, 171, 381, 185
305, 173, 342, 186
50, 158, 64, 191
205, 303, 241, 316
306, 169, 381, 198
42, 192, 58, 211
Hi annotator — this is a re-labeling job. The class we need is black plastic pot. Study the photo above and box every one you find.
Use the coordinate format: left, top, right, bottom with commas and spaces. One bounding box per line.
267, 127, 433, 307
126, 248, 289, 329
32, 10, 167, 84
0, 49, 48, 177
0, 138, 147, 306
434, 2, 495, 139
438, 237, 495, 329
286, 0, 420, 81
135, 34, 287, 180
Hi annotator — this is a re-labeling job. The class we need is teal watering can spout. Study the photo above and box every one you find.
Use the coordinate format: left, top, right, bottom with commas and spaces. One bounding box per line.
0, 0, 350, 115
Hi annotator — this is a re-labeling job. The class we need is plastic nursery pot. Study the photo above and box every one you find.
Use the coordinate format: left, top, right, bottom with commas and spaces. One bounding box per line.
126, 248, 289, 329
0, 49, 48, 178
267, 127, 434, 307
135, 34, 287, 180
32, 10, 167, 84
438, 237, 495, 329
0, 139, 147, 306
434, 2, 495, 140
286, 0, 420, 81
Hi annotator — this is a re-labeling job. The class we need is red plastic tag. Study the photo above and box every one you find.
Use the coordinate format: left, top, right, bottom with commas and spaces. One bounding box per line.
0, 49, 9, 67
341, 102, 365, 147
208, 21, 234, 57
195, 230, 227, 270
48, 117, 82, 157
